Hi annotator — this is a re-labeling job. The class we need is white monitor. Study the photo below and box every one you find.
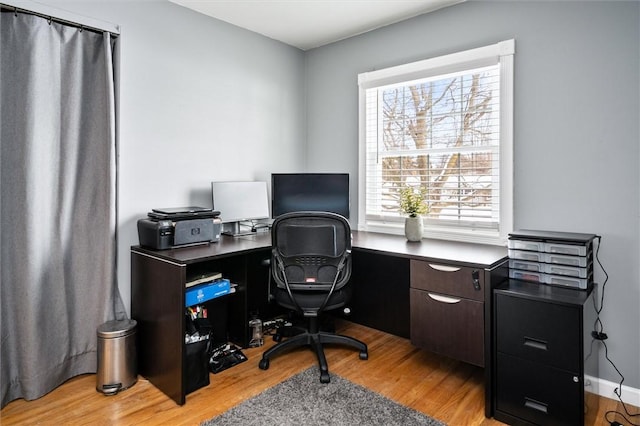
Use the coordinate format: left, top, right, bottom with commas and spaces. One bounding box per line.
211, 181, 270, 235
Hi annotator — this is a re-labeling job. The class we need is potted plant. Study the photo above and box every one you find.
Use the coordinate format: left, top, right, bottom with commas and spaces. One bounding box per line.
399, 186, 428, 241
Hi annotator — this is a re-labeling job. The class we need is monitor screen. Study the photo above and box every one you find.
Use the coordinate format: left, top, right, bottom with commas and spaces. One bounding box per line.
211, 181, 270, 223
271, 173, 350, 218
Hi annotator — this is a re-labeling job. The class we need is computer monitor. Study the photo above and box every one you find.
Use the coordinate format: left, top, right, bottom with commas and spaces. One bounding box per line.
211, 181, 270, 236
271, 173, 350, 218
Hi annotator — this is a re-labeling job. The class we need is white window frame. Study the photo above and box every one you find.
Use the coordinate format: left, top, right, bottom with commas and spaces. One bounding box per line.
357, 39, 514, 246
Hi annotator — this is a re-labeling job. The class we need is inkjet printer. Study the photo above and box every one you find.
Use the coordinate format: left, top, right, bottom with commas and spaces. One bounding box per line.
137, 207, 221, 250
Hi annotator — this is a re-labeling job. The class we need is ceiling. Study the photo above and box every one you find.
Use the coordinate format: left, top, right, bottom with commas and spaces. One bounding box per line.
169, 0, 463, 51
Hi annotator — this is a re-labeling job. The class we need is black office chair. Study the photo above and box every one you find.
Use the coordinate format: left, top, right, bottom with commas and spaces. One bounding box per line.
258, 211, 368, 383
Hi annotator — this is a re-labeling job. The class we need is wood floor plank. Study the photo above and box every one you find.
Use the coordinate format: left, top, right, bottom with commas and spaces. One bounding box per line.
1, 320, 633, 425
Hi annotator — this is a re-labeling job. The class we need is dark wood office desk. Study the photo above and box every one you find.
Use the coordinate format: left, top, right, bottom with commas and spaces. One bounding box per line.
131, 230, 508, 412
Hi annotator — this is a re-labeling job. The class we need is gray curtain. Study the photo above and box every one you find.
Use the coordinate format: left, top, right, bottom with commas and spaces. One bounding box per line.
1, 10, 125, 407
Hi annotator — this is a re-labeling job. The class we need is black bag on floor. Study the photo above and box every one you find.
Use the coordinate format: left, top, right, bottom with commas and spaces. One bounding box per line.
208, 342, 247, 374
185, 338, 210, 394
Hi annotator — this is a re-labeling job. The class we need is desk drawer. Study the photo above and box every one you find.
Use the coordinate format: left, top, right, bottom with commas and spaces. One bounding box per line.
496, 293, 581, 371
410, 260, 484, 301
410, 288, 484, 366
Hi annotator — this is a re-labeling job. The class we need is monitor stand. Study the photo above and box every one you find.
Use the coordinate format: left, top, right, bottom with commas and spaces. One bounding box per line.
221, 221, 258, 237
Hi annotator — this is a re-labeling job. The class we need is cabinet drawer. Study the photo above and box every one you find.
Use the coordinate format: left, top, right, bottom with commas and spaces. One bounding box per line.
410, 260, 484, 301
496, 293, 581, 371
496, 353, 582, 426
410, 288, 484, 366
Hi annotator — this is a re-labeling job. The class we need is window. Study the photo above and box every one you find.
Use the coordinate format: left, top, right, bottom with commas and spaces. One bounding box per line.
358, 40, 514, 245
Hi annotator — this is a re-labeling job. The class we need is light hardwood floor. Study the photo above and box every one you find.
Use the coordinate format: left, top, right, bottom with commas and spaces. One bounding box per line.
0, 320, 629, 425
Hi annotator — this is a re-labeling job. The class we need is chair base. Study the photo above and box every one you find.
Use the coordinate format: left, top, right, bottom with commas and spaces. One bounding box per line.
258, 320, 368, 383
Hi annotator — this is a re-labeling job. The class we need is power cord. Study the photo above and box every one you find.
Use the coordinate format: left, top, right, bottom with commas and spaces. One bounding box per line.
590, 236, 639, 426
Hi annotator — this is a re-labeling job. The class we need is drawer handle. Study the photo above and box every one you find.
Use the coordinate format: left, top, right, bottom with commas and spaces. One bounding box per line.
428, 264, 461, 272
427, 293, 461, 304
524, 397, 548, 414
523, 336, 548, 351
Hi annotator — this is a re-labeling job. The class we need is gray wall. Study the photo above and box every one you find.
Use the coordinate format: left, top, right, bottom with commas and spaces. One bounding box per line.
39, 0, 307, 319
31, 0, 639, 392
305, 1, 640, 390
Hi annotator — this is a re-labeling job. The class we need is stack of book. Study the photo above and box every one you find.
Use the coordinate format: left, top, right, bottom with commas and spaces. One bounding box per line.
186, 271, 223, 288
185, 272, 234, 307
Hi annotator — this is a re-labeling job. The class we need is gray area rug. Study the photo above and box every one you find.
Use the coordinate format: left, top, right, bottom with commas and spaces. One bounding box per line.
200, 367, 446, 426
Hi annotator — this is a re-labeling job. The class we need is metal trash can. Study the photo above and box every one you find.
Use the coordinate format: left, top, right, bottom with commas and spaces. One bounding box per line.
96, 319, 137, 395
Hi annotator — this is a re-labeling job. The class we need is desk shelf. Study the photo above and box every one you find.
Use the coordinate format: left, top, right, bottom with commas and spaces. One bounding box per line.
131, 234, 273, 405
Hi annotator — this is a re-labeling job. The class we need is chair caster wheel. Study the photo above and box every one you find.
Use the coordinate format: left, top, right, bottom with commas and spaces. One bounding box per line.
259, 358, 270, 370
320, 372, 330, 383
273, 334, 282, 342
359, 351, 368, 360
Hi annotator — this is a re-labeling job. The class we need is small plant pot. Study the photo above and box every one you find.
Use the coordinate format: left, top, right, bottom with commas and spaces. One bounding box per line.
404, 216, 423, 242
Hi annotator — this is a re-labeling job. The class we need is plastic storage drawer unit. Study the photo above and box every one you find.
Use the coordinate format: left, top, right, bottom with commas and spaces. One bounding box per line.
507, 230, 596, 291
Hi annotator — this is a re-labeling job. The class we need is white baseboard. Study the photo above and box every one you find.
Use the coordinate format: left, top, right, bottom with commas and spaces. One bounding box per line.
586, 375, 640, 408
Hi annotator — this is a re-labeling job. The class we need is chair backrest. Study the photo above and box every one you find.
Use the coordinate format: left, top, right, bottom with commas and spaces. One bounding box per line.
271, 211, 351, 292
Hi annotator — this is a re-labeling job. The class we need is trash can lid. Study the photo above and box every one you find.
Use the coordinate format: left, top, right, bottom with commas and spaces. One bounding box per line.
97, 319, 137, 338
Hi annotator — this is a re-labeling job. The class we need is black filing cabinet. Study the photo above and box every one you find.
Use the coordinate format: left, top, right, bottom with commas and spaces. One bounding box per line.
493, 280, 598, 425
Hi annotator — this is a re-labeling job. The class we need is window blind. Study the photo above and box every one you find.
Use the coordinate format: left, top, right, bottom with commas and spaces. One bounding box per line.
358, 40, 514, 244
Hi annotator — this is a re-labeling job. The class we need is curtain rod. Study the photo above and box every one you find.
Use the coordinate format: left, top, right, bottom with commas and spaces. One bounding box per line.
0, 2, 120, 36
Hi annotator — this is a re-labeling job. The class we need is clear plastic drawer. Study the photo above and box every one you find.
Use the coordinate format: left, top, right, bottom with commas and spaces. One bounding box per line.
546, 274, 589, 290
544, 253, 588, 267
544, 242, 587, 256
509, 259, 544, 272
509, 269, 544, 283
508, 249, 545, 263
544, 263, 588, 278
508, 239, 545, 252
